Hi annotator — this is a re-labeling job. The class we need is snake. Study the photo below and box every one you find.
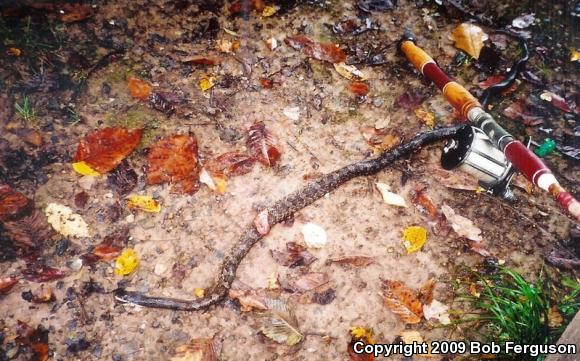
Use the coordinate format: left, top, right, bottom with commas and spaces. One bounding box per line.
114, 125, 461, 310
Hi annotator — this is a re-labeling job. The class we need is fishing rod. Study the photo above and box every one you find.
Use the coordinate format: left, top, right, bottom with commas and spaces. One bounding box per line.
398, 31, 580, 222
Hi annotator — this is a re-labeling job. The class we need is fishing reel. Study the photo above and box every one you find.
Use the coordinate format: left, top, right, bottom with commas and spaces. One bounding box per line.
441, 125, 519, 202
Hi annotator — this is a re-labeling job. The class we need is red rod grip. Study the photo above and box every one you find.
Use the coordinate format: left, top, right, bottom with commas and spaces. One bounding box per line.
504, 141, 550, 185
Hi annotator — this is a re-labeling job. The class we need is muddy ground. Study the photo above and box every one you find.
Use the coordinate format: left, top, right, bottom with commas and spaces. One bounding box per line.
0, 0, 579, 360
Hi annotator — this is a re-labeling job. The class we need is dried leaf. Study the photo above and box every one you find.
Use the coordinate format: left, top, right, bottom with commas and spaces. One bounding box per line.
312, 288, 336, 305
114, 248, 139, 276
348, 82, 370, 96
302, 222, 327, 248
3, 210, 53, 248
73, 127, 143, 173
59, 3, 92, 23
348, 327, 375, 361
229, 288, 269, 311
127, 195, 161, 213
396, 90, 427, 110
204, 152, 256, 177
254, 209, 270, 235
216, 39, 239, 53
199, 168, 227, 194
381, 279, 423, 324
127, 77, 152, 100
571, 49, 580, 62
548, 305, 564, 328
7, 47, 21, 56
0, 276, 18, 294
246, 122, 282, 167
410, 188, 439, 218
92, 244, 122, 261
29, 285, 55, 303
359, 126, 401, 152
270, 242, 317, 268
432, 168, 478, 191
329, 256, 374, 268
72, 161, 101, 176
283, 106, 300, 121
285, 35, 347, 63
414, 108, 435, 128
450, 23, 489, 59
400, 330, 423, 344
262, 5, 277, 17
540, 91, 573, 113
441, 204, 482, 241
259, 299, 303, 345
375, 182, 407, 207
402, 226, 427, 254
503, 99, 544, 126
0, 184, 30, 222
45, 203, 90, 238
171, 337, 221, 361
23, 264, 66, 283
107, 161, 138, 195
147, 134, 200, 194
180, 55, 221, 66
469, 240, 491, 257
334, 62, 366, 80
417, 278, 435, 306
74, 191, 89, 209
16, 321, 49, 361
288, 272, 329, 292
199, 75, 216, 91
423, 299, 451, 325
149, 91, 181, 114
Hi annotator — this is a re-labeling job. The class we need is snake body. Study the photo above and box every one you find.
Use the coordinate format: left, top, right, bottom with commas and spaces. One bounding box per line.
114, 126, 461, 311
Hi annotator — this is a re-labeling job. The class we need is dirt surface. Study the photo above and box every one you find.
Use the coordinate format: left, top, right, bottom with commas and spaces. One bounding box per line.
0, 0, 579, 360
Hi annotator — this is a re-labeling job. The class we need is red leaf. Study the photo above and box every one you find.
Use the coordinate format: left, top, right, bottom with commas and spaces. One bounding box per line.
410, 188, 439, 218
271, 242, 317, 268
230, 0, 265, 15
180, 55, 221, 66
348, 82, 369, 96
396, 90, 428, 110
74, 191, 89, 209
246, 122, 282, 167
59, 3, 92, 23
3, 210, 53, 249
328, 256, 374, 268
92, 244, 122, 261
205, 152, 256, 177
285, 35, 347, 63
23, 264, 66, 283
127, 77, 152, 100
0, 184, 30, 222
503, 99, 544, 126
147, 134, 200, 194
0, 276, 18, 294
260, 78, 274, 89
74, 127, 143, 173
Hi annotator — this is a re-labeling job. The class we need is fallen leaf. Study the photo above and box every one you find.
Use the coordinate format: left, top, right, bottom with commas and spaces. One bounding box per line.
23, 264, 66, 283
375, 182, 407, 207
285, 35, 346, 63
441, 204, 482, 241
423, 299, 451, 325
469, 283, 481, 298
246, 122, 282, 167
16, 321, 49, 361
59, 3, 92, 23
540, 91, 572, 113
180, 55, 221, 66
270, 242, 317, 268
73, 127, 143, 173
348, 82, 370, 96
469, 241, 491, 257
194, 288, 205, 298
259, 298, 303, 345
381, 279, 423, 324
417, 278, 435, 305
571, 49, 580, 62
396, 90, 428, 110
147, 134, 200, 194
127, 195, 162, 213
414, 108, 435, 128
7, 47, 21, 56
115, 248, 139, 276
450, 23, 489, 59
334, 62, 366, 80
312, 288, 336, 305
0, 184, 30, 222
3, 210, 53, 249
432, 168, 478, 191
171, 337, 221, 361
328, 256, 374, 268
0, 277, 18, 294
107, 161, 138, 195
254, 209, 270, 235
512, 13, 535, 29
216, 39, 239, 53
410, 188, 439, 218
348, 327, 375, 361
72, 161, 101, 176
262, 5, 277, 16
149, 91, 181, 114
548, 305, 564, 328
127, 77, 152, 100
204, 152, 256, 177
199, 168, 227, 194
29, 285, 55, 303
266, 37, 278, 50
45, 203, 90, 238
229, 288, 270, 311
267, 272, 280, 290
400, 330, 423, 344
287, 272, 329, 292
199, 75, 216, 91
402, 226, 427, 254
92, 244, 122, 261
302, 222, 327, 248
503, 99, 544, 126
260, 78, 274, 89
283, 106, 300, 121
359, 126, 401, 152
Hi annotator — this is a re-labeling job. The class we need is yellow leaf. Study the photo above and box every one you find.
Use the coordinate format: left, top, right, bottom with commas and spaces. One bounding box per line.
414, 108, 435, 128
223, 27, 238, 36
7, 47, 21, 56
333, 62, 365, 80
400, 330, 423, 344
115, 248, 139, 276
402, 226, 427, 254
449, 23, 489, 59
199, 168, 227, 194
199, 76, 216, 92
571, 49, 580, 62
262, 6, 277, 17
194, 288, 205, 298
216, 39, 239, 53
349, 327, 375, 344
72, 161, 101, 176
127, 195, 161, 213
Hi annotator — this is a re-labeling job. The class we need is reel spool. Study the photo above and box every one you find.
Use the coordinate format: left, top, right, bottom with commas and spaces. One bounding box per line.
441, 125, 516, 201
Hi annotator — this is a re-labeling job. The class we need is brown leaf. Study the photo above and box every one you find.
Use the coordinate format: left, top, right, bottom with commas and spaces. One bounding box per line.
328, 256, 374, 268
3, 210, 53, 249
0, 276, 18, 294
107, 160, 138, 195
259, 299, 303, 345
229, 288, 269, 312
0, 184, 31, 222
396, 90, 428, 110
23, 264, 66, 283
286, 272, 329, 292
74, 191, 89, 209
348, 82, 369, 96
381, 279, 423, 324
92, 244, 123, 261
503, 99, 544, 126
271, 242, 317, 268
348, 327, 375, 361
16, 321, 49, 361
359, 126, 401, 152
74, 127, 143, 173
127, 77, 152, 100
311, 288, 336, 305
59, 3, 92, 23
229, 0, 265, 15
180, 55, 221, 66
540, 91, 573, 113
432, 168, 478, 191
147, 134, 200, 194
246, 122, 282, 166
171, 337, 221, 361
30, 285, 55, 303
204, 152, 256, 177
450, 23, 489, 59
417, 278, 435, 305
285, 35, 347, 63
469, 240, 491, 257
410, 187, 439, 218
149, 91, 181, 114
254, 209, 270, 236
13, 128, 43, 147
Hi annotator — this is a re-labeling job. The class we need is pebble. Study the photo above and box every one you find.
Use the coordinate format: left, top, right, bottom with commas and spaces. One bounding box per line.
78, 176, 97, 191
67, 258, 83, 271
125, 214, 135, 223
154, 263, 167, 275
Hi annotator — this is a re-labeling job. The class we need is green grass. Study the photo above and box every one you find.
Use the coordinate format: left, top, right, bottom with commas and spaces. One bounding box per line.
14, 95, 37, 124
459, 268, 579, 361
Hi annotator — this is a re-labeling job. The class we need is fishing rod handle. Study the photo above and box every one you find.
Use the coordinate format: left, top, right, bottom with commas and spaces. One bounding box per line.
400, 40, 481, 119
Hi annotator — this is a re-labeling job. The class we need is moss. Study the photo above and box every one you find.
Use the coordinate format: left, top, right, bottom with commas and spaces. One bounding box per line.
104, 105, 166, 149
